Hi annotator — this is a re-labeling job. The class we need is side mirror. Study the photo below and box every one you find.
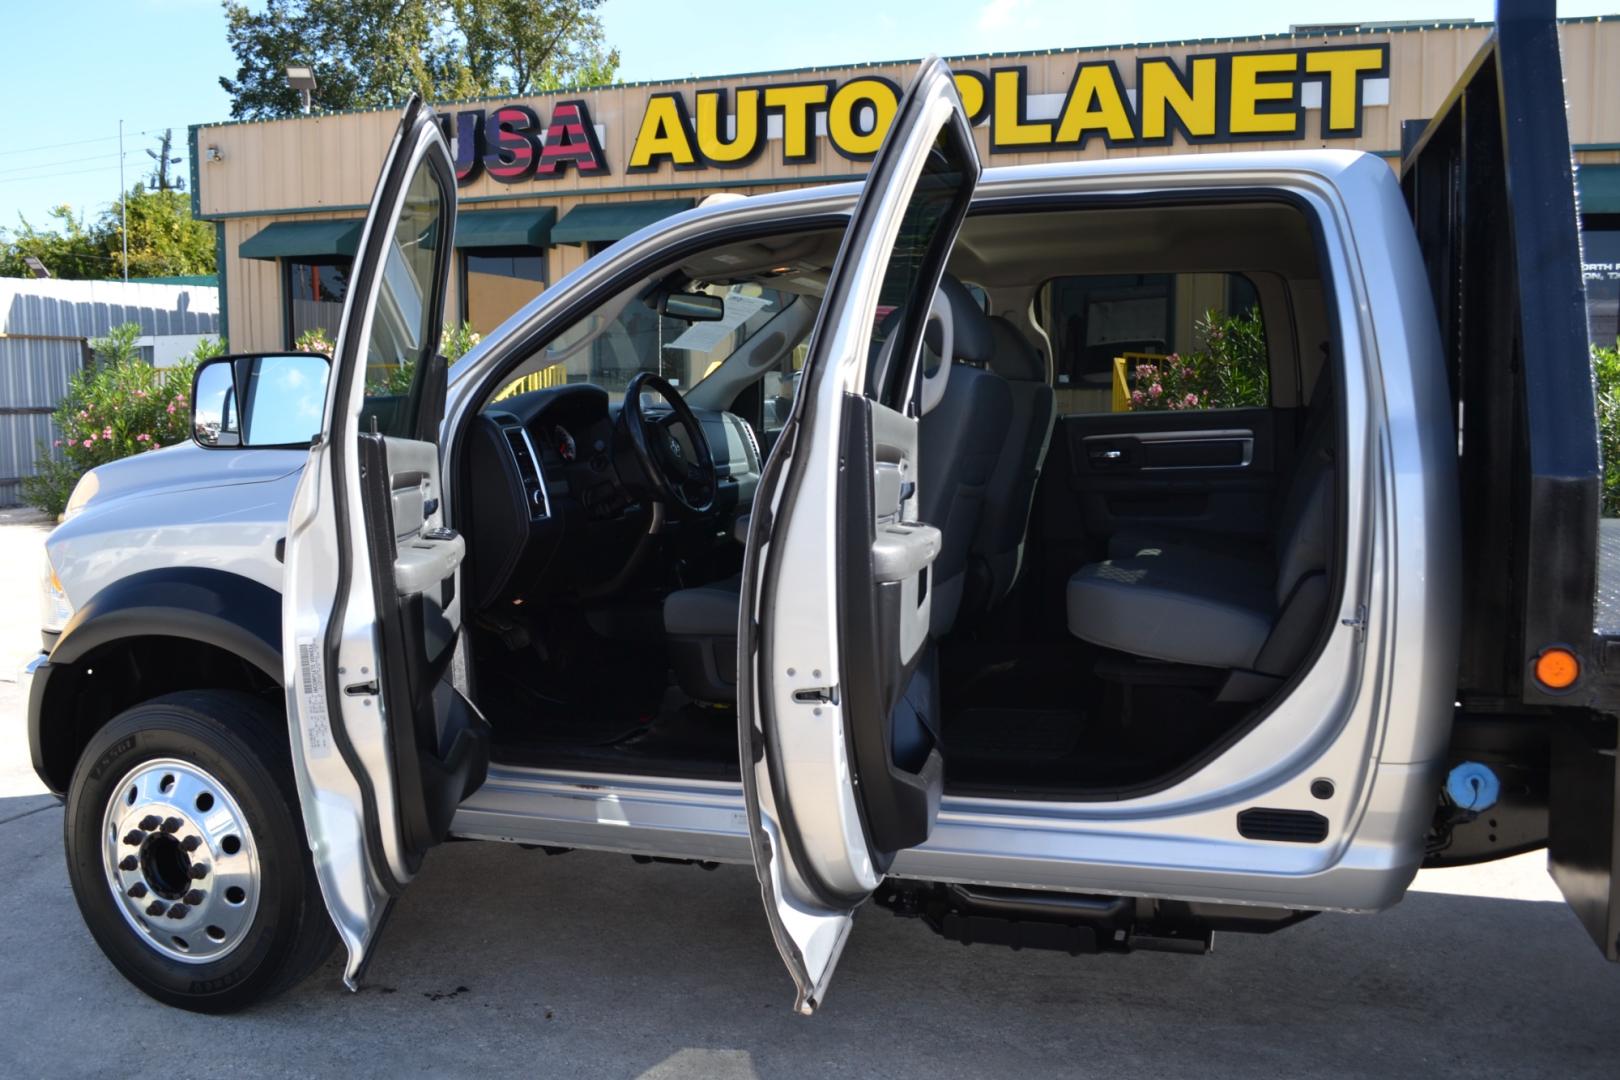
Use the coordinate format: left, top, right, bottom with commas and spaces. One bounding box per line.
661, 291, 726, 322
191, 353, 331, 450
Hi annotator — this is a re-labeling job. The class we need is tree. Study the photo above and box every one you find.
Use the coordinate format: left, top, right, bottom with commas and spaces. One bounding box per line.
0, 186, 215, 281
218, 0, 619, 120
102, 186, 217, 278
0, 206, 107, 279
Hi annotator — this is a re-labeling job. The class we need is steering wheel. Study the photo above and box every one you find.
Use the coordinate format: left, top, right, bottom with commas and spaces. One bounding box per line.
620, 372, 717, 514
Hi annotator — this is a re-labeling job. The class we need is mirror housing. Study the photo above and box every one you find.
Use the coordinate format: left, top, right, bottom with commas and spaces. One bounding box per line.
660, 291, 726, 322
190, 352, 331, 450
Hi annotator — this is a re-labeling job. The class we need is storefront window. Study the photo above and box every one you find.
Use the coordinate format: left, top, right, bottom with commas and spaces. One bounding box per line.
1584, 217, 1620, 347
461, 249, 548, 336
1040, 271, 1268, 415
285, 258, 351, 347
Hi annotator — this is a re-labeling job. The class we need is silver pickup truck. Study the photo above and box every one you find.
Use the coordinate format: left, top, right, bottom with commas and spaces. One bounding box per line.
26, 11, 1620, 1015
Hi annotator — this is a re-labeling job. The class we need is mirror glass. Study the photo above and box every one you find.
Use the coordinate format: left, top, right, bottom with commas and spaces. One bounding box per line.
191, 360, 241, 447
191, 354, 330, 449
661, 291, 726, 322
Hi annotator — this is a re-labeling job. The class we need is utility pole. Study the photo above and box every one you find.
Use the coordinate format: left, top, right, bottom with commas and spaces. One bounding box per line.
118, 119, 128, 283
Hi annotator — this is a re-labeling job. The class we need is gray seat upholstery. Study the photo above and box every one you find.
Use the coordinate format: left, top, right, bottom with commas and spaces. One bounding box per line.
917, 280, 1013, 636
1066, 392, 1335, 677
963, 316, 1056, 618
661, 276, 1010, 700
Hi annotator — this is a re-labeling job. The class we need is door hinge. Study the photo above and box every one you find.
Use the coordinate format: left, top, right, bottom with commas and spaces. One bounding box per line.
1341, 604, 1367, 639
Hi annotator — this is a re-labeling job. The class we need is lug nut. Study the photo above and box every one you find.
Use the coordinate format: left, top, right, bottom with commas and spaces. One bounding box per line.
138, 815, 161, 831
123, 831, 144, 847
118, 855, 138, 872
160, 817, 182, 834
189, 864, 208, 880
184, 890, 205, 906
180, 836, 202, 853
127, 882, 148, 899
145, 901, 167, 917
166, 904, 188, 920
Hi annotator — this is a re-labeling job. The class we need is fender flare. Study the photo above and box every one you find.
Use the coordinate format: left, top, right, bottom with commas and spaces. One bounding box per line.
30, 567, 284, 793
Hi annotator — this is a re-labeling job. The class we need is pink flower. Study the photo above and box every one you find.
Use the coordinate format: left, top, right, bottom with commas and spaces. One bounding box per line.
134, 389, 146, 398
136, 433, 151, 443
166, 403, 176, 415
78, 410, 89, 419
82, 439, 93, 448
1148, 382, 1163, 399
1183, 393, 1198, 407
102, 426, 113, 439
1130, 390, 1145, 405
1134, 363, 1155, 380
149, 443, 161, 450
52, 439, 61, 448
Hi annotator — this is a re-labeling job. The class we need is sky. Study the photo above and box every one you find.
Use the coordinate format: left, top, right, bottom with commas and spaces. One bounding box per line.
0, 0, 1613, 231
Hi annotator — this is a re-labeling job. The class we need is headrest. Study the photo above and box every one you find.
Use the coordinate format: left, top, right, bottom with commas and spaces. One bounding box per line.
923, 275, 995, 366
985, 317, 1045, 382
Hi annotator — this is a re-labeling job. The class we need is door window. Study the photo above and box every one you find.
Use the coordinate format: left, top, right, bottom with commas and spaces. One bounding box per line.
360, 160, 450, 433
1040, 271, 1269, 415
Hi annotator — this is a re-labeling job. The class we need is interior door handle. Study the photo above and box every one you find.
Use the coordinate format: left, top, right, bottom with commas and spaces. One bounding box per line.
1094, 449, 1122, 460
872, 522, 942, 582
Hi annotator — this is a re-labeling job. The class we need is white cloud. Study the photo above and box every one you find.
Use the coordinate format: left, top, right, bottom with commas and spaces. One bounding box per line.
976, 0, 1024, 31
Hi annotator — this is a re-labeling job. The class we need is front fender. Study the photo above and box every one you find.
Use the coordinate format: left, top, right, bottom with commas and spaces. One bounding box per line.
29, 568, 284, 794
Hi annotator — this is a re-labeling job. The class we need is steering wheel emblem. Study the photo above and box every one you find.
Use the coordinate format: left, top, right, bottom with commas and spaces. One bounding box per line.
620, 371, 716, 514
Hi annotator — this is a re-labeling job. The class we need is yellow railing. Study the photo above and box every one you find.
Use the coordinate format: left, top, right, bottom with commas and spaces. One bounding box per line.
492, 363, 570, 401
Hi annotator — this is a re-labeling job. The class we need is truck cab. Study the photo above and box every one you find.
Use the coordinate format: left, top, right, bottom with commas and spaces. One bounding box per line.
26, 2, 1620, 1013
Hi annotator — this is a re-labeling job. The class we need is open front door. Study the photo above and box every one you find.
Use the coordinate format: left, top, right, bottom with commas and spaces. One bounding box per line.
282, 97, 488, 988
1402, 2, 1618, 959
738, 58, 979, 1013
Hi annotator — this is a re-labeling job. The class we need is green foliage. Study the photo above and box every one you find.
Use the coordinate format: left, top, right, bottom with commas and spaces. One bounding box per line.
441, 320, 482, 361
21, 328, 222, 516
1594, 340, 1620, 517
0, 187, 216, 282
219, 0, 620, 120
1128, 306, 1269, 412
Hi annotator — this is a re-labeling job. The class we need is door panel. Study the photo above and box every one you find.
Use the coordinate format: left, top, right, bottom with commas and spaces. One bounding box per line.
739, 56, 979, 1013
282, 97, 486, 989
1055, 406, 1284, 544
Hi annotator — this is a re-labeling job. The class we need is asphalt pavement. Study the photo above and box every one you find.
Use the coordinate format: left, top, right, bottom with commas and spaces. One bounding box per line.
2, 510, 1618, 1079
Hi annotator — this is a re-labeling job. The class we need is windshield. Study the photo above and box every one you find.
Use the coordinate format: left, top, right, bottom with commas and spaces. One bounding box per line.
497, 279, 792, 402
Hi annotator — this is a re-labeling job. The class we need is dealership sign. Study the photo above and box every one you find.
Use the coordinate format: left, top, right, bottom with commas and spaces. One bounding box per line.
445, 42, 1389, 184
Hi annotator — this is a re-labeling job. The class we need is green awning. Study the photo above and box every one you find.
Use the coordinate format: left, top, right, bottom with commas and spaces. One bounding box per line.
239, 219, 364, 261
550, 199, 695, 245
1579, 164, 1620, 215
455, 207, 558, 249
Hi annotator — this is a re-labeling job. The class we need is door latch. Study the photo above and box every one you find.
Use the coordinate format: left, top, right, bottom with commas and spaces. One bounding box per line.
1341, 604, 1368, 640
344, 680, 380, 697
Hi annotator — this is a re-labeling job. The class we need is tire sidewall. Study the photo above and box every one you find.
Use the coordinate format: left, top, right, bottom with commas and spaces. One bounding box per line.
65, 695, 318, 1011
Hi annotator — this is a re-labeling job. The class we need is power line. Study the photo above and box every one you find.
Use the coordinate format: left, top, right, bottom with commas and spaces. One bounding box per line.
0, 123, 199, 159
0, 161, 139, 187
0, 150, 132, 180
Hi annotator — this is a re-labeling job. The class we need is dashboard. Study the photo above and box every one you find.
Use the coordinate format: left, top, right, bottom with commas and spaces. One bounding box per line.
461, 383, 763, 610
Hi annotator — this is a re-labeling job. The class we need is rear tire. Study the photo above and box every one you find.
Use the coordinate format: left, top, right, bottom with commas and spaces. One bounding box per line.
65, 690, 336, 1013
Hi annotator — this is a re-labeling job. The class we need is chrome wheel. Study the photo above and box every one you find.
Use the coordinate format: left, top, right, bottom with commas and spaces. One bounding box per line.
100, 758, 261, 963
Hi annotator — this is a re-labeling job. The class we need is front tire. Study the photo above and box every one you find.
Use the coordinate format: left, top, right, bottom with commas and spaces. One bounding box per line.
65, 691, 336, 1012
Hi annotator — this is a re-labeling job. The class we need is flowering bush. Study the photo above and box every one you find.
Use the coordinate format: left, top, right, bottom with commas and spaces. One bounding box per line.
295, 321, 482, 396
1128, 306, 1268, 412
21, 324, 219, 516
1595, 340, 1620, 517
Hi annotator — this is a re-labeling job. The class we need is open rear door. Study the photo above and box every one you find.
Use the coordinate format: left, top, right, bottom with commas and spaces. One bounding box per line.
1401, 1, 1617, 959
737, 57, 980, 1013
282, 97, 488, 988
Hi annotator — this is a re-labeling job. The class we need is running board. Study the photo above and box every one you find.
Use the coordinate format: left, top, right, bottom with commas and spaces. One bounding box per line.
875, 881, 1316, 956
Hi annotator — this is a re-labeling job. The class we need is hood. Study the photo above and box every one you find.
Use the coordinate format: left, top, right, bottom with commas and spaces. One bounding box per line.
65, 442, 308, 518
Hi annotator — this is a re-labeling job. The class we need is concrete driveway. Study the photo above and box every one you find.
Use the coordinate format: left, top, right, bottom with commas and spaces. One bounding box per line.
1, 512, 1618, 1078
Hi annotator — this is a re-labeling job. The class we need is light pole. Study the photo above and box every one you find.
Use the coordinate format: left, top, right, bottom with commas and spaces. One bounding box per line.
286, 66, 316, 114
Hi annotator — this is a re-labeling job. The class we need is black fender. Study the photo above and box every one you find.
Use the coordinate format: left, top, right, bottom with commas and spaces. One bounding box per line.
29, 567, 284, 794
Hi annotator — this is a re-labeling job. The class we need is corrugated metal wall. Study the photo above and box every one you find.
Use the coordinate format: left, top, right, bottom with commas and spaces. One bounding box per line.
0, 279, 220, 505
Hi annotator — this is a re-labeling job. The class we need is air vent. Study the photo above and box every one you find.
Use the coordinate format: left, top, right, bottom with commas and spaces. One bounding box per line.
502, 426, 550, 518
1237, 808, 1329, 844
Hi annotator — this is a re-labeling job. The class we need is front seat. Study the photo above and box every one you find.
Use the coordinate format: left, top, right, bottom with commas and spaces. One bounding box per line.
961, 316, 1056, 619
662, 276, 1011, 702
